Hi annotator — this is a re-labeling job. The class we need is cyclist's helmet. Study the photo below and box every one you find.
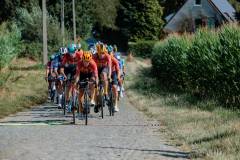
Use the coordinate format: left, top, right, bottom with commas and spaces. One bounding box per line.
59, 47, 68, 55
97, 44, 107, 55
113, 44, 118, 52
67, 44, 76, 55
82, 51, 92, 62
107, 45, 113, 53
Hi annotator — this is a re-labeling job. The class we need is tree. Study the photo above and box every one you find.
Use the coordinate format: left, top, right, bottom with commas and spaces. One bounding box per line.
117, 0, 164, 41
0, 0, 37, 23
158, 0, 185, 17
92, 0, 120, 29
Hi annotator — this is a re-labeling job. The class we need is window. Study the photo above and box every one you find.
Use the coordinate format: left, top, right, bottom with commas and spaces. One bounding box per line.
195, 0, 201, 5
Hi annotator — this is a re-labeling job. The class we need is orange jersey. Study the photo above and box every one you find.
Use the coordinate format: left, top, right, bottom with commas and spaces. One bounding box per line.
93, 54, 111, 68
76, 60, 98, 78
62, 50, 83, 66
111, 56, 120, 73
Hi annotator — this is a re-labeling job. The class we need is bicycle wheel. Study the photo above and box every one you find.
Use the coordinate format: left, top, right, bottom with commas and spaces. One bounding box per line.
84, 91, 89, 125
72, 98, 76, 124
50, 84, 55, 102
100, 88, 104, 119
72, 88, 77, 124
108, 88, 113, 116
62, 91, 65, 113
63, 83, 67, 115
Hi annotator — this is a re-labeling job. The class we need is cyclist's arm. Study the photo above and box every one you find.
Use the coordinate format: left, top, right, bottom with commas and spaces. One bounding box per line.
114, 58, 121, 80
74, 64, 80, 85
107, 56, 112, 79
60, 65, 67, 80
91, 61, 99, 85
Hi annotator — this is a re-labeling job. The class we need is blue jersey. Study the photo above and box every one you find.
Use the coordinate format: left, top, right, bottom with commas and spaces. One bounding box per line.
114, 52, 124, 71
51, 54, 62, 70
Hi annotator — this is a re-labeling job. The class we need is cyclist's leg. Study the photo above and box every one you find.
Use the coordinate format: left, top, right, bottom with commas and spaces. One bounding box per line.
112, 71, 119, 111
89, 75, 96, 105
78, 73, 88, 113
50, 72, 57, 103
78, 88, 84, 113
100, 67, 109, 98
64, 67, 74, 103
56, 73, 64, 108
47, 73, 52, 99
119, 74, 124, 98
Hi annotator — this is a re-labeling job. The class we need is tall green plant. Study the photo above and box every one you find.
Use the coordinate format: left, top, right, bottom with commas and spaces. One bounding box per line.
0, 22, 22, 69
152, 24, 240, 107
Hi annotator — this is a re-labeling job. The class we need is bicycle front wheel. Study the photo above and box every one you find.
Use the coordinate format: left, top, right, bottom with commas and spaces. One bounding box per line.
84, 91, 89, 125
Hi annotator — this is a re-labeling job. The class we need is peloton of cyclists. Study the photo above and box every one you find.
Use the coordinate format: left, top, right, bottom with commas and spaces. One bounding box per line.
45, 42, 125, 113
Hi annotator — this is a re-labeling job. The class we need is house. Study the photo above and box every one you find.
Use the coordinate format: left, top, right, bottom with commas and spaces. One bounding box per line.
164, 0, 237, 33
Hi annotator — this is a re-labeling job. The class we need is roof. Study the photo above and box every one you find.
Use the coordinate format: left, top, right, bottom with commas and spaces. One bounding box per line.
165, 13, 175, 22
210, 0, 236, 21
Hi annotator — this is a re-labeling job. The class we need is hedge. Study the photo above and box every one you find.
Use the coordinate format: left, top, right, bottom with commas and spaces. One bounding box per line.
152, 24, 240, 107
128, 40, 157, 58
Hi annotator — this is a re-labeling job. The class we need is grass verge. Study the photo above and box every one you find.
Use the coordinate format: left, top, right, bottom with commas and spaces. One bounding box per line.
125, 58, 240, 160
0, 58, 47, 119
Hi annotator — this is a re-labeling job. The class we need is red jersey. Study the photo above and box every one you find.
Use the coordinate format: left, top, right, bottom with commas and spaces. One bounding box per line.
93, 54, 111, 69
61, 50, 83, 66
111, 57, 120, 73
76, 60, 98, 78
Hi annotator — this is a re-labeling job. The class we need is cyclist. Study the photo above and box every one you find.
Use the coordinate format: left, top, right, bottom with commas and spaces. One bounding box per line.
60, 44, 83, 112
74, 51, 98, 113
114, 52, 125, 98
113, 45, 125, 97
107, 46, 121, 112
51, 51, 66, 108
93, 44, 112, 113
45, 55, 55, 99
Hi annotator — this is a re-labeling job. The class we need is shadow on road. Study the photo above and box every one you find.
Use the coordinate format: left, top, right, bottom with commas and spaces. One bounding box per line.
96, 146, 190, 159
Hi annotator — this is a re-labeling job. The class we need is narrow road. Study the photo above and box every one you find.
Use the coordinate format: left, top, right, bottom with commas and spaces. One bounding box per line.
0, 97, 189, 160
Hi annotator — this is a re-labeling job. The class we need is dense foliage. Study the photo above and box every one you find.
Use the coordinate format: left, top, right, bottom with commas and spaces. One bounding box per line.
0, 0, 239, 66
152, 24, 240, 107
116, 0, 164, 41
128, 41, 157, 58
0, 22, 22, 69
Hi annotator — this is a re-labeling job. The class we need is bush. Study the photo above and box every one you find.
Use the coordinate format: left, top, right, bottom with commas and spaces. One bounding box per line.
0, 22, 22, 69
187, 29, 221, 96
128, 40, 157, 58
152, 24, 240, 107
217, 24, 240, 106
16, 6, 63, 59
152, 34, 191, 87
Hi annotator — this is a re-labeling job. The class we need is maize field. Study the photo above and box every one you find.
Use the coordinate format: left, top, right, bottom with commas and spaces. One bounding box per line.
152, 24, 240, 107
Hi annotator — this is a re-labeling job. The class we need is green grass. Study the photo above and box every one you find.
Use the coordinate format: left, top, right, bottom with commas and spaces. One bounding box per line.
125, 59, 240, 160
0, 58, 47, 118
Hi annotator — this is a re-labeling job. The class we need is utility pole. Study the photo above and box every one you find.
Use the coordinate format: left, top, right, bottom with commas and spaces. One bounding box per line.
42, 0, 48, 65
61, 0, 65, 46
73, 0, 76, 43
